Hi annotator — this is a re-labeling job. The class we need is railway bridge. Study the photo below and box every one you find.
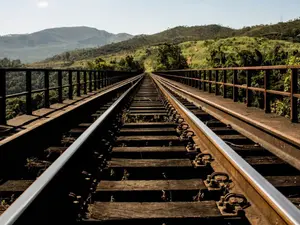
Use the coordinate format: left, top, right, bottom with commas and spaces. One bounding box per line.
0, 66, 299, 225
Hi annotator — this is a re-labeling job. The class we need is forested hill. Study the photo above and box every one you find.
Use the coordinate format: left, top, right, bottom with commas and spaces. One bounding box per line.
44, 18, 300, 63
44, 25, 234, 62
0, 27, 133, 63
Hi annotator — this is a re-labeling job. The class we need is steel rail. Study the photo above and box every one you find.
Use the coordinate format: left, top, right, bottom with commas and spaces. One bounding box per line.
152, 74, 300, 225
0, 74, 144, 225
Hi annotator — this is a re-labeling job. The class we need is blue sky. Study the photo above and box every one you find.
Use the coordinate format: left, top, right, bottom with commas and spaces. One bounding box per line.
1, 0, 300, 35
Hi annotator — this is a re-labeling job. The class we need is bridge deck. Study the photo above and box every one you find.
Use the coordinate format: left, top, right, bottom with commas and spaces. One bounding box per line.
159, 76, 300, 148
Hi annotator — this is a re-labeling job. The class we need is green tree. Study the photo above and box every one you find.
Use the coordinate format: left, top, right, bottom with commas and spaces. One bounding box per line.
154, 43, 188, 70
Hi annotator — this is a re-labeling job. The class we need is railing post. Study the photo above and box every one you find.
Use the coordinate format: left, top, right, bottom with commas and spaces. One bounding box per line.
233, 70, 238, 102
68, 71, 73, 100
203, 71, 207, 92
26, 71, 32, 115
264, 70, 271, 113
57, 71, 63, 103
215, 70, 219, 95
44, 70, 50, 108
94, 71, 97, 90
97, 71, 101, 89
291, 69, 298, 122
0, 69, 6, 125
194, 71, 198, 88
208, 70, 212, 93
223, 70, 227, 98
105, 72, 108, 87
246, 70, 252, 107
89, 71, 92, 92
83, 71, 87, 94
199, 71, 202, 90
100, 71, 103, 88
192, 71, 195, 87
77, 71, 81, 97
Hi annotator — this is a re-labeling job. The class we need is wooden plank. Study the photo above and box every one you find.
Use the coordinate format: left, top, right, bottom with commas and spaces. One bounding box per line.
231, 145, 265, 153
123, 122, 176, 128
218, 134, 248, 140
134, 97, 159, 99
45, 146, 67, 152
69, 127, 87, 134
120, 128, 175, 133
132, 101, 161, 104
131, 104, 163, 107
266, 176, 300, 187
289, 198, 300, 209
130, 107, 165, 110
109, 159, 192, 168
117, 136, 178, 142
78, 123, 92, 128
129, 110, 166, 113
112, 146, 186, 153
205, 120, 226, 127
0, 207, 6, 216
244, 156, 285, 165
87, 202, 222, 221
0, 180, 33, 193
129, 113, 168, 116
210, 127, 239, 135
192, 111, 209, 116
97, 179, 205, 191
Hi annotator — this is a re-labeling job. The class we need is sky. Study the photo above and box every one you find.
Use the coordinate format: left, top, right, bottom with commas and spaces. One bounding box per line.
1, 0, 300, 35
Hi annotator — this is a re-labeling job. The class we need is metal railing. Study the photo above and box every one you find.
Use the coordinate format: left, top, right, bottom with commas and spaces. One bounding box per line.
0, 68, 139, 125
154, 65, 300, 122
0, 74, 144, 225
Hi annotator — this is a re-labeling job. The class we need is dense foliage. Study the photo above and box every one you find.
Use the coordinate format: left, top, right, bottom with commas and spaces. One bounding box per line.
0, 58, 23, 68
86, 55, 144, 72
151, 44, 188, 70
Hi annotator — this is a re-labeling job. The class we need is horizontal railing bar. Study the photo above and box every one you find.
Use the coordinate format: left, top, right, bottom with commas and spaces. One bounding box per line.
31, 88, 46, 94
6, 92, 28, 98
159, 73, 296, 97
294, 93, 300, 98
48, 87, 59, 91
267, 89, 291, 97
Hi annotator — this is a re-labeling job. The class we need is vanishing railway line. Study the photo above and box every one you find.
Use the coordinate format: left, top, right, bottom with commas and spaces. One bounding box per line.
0, 73, 299, 225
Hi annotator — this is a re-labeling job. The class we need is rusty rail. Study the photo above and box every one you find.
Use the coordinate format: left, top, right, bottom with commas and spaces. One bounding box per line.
0, 68, 139, 125
154, 65, 300, 123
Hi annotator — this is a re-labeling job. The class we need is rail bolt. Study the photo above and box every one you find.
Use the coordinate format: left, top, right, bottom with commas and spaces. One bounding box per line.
217, 193, 250, 216
180, 130, 194, 142
204, 172, 231, 191
192, 153, 213, 167
185, 142, 199, 153
176, 123, 189, 135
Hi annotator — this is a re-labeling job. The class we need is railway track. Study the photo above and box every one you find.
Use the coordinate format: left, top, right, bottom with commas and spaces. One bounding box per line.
0, 74, 299, 225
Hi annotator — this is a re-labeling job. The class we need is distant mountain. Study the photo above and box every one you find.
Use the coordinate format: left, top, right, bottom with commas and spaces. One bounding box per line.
0, 26, 133, 62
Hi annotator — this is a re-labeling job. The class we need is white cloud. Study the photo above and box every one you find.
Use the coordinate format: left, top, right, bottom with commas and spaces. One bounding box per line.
37, 1, 49, 8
